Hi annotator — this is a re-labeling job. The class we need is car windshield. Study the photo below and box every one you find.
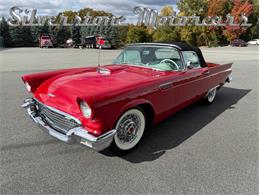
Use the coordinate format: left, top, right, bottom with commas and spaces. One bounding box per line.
113, 46, 184, 71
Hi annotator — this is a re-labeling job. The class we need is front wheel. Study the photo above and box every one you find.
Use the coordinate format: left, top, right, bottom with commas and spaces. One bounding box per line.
109, 108, 146, 155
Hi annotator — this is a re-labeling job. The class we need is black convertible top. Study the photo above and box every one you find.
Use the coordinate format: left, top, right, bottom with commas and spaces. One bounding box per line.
128, 42, 207, 67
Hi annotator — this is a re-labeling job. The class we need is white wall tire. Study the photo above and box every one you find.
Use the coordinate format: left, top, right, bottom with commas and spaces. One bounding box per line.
112, 108, 146, 152
204, 87, 217, 104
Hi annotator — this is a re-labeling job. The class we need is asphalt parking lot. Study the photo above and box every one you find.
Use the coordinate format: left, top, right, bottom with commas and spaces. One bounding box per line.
0, 46, 258, 194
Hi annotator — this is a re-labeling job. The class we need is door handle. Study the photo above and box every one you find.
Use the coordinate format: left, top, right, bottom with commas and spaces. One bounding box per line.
203, 70, 210, 75
159, 82, 173, 90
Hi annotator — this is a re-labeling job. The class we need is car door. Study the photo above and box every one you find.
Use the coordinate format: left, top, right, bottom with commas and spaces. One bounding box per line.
180, 51, 210, 103
149, 48, 185, 115
147, 49, 211, 121
152, 49, 210, 111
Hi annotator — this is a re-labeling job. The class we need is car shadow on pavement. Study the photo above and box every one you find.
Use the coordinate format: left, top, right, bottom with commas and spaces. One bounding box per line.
105, 87, 251, 163
0, 139, 59, 152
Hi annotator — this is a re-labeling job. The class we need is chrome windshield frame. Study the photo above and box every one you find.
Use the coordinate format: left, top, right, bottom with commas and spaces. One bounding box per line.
113, 45, 186, 72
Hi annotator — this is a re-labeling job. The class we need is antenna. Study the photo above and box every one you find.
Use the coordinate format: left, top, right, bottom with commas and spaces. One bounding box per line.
97, 37, 105, 73
98, 45, 101, 69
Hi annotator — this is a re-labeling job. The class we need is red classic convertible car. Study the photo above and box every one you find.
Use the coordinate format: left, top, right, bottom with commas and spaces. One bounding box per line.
22, 42, 232, 154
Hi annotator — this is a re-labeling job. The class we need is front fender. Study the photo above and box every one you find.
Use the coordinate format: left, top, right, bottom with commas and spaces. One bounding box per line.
116, 98, 155, 123
92, 97, 156, 135
21, 67, 91, 93
22, 69, 73, 93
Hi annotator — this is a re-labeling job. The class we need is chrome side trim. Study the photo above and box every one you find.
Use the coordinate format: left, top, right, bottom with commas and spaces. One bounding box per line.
22, 98, 116, 151
128, 43, 182, 50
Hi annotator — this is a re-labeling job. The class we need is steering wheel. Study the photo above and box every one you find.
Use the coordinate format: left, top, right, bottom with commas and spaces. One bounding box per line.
160, 59, 179, 70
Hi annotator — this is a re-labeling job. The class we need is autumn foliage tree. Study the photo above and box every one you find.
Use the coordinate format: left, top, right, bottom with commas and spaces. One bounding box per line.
207, 0, 231, 16
126, 25, 151, 43
223, 0, 253, 41
206, 0, 232, 46
160, 5, 175, 16
152, 5, 181, 43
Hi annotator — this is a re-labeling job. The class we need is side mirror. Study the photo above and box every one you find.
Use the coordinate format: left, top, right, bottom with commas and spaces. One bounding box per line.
186, 61, 194, 69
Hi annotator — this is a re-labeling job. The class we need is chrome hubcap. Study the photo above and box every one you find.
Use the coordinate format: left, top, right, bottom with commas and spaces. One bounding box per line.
117, 114, 140, 143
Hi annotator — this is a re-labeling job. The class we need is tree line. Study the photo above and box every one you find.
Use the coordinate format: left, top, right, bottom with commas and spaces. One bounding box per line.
0, 7, 124, 48
0, 0, 258, 48
127, 0, 258, 47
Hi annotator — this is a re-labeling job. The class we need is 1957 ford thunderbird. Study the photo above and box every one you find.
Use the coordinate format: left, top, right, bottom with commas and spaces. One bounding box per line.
22, 42, 232, 154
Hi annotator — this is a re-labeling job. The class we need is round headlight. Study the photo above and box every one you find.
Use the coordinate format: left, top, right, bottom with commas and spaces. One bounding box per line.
25, 82, 31, 92
80, 101, 92, 118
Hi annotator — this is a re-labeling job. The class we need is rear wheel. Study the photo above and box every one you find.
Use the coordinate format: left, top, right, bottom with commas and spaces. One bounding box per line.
203, 87, 217, 104
108, 108, 146, 155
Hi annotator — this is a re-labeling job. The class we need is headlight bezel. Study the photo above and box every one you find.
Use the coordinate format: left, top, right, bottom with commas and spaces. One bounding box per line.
79, 101, 92, 119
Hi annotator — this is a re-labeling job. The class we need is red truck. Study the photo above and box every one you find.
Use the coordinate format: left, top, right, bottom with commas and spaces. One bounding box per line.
39, 35, 53, 48
82, 36, 112, 49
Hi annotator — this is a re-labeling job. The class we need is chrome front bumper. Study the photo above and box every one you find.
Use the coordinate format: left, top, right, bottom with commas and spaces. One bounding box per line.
22, 98, 116, 151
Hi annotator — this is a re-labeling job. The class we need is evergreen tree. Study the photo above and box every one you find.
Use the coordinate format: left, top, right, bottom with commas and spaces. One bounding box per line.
30, 26, 41, 46
71, 25, 81, 44
39, 22, 49, 36
110, 26, 120, 48
55, 26, 71, 45
48, 26, 58, 47
86, 26, 91, 36
0, 17, 11, 47
9, 26, 25, 47
80, 26, 87, 39
23, 26, 34, 47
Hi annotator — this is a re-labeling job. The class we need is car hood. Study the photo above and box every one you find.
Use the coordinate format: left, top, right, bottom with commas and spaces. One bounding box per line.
34, 64, 166, 114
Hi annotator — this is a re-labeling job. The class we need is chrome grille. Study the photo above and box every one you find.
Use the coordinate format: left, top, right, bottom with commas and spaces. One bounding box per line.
35, 101, 80, 134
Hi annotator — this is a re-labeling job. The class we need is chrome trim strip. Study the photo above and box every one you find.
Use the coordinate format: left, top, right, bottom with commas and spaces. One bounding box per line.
22, 98, 116, 151
119, 62, 183, 72
128, 43, 182, 50
124, 64, 165, 72
128, 45, 174, 49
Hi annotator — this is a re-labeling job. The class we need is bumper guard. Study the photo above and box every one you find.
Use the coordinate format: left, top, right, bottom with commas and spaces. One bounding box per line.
22, 98, 116, 151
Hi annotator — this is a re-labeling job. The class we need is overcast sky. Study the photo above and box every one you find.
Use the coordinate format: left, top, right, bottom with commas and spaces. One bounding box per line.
0, 0, 178, 23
